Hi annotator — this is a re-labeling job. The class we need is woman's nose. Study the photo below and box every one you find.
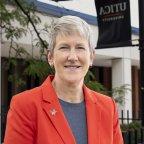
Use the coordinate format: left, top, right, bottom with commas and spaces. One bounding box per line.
67, 49, 78, 61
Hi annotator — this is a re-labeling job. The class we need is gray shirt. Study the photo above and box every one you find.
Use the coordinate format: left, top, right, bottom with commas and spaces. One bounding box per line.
59, 99, 88, 144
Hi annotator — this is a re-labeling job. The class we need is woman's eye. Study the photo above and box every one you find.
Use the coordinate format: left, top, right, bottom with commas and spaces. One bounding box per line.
77, 47, 85, 50
59, 47, 68, 50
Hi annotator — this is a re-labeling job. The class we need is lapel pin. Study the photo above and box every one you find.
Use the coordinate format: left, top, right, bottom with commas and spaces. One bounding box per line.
50, 108, 57, 116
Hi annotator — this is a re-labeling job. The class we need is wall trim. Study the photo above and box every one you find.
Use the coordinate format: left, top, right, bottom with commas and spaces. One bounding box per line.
30, 0, 139, 35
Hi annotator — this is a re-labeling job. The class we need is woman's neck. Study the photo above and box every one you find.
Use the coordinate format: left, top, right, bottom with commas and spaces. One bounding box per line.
52, 78, 84, 103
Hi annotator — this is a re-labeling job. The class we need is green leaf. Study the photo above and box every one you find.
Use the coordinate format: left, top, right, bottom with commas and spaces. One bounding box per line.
24, 60, 53, 80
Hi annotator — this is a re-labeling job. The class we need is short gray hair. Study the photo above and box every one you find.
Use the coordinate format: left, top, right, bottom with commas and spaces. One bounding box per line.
48, 15, 95, 53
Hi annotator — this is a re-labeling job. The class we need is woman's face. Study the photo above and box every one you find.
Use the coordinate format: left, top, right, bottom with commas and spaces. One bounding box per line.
48, 34, 94, 84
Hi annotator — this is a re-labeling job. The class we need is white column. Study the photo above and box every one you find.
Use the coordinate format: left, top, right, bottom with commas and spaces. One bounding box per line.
112, 57, 132, 122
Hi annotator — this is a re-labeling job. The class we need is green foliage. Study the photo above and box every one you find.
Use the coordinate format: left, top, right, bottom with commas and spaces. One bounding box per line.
24, 60, 54, 80
110, 84, 131, 105
121, 121, 142, 131
5, 27, 27, 40
1, 0, 53, 85
8, 75, 26, 87
1, 0, 44, 59
6, 58, 54, 90
85, 71, 108, 94
121, 121, 144, 144
84, 70, 95, 83
86, 81, 107, 94
8, 57, 17, 67
84, 70, 130, 105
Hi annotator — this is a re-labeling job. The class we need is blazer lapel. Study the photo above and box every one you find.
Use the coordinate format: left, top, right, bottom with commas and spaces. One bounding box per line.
84, 86, 101, 144
41, 76, 76, 144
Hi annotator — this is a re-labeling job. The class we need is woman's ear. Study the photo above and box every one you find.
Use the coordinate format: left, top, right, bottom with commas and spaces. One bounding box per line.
47, 50, 54, 66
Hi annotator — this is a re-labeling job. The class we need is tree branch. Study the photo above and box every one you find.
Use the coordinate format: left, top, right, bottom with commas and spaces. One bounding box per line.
14, 0, 47, 49
13, 0, 54, 74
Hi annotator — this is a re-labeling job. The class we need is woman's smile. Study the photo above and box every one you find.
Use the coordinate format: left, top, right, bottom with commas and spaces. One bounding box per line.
64, 65, 82, 71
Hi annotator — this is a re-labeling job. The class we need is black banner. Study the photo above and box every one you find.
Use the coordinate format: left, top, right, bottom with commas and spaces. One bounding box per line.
95, 0, 132, 49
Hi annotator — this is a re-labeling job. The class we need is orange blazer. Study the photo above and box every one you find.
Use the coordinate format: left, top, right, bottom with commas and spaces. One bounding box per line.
4, 76, 124, 144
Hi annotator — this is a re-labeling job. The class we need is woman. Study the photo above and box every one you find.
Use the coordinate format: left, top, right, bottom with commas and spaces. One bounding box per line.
4, 15, 123, 144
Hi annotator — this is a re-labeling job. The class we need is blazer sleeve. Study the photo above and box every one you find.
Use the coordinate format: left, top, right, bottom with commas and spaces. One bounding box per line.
4, 95, 36, 144
112, 99, 124, 144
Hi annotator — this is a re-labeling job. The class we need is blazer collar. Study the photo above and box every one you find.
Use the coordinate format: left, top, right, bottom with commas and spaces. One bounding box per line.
83, 85, 97, 104
41, 75, 101, 144
41, 75, 56, 103
84, 86, 101, 144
